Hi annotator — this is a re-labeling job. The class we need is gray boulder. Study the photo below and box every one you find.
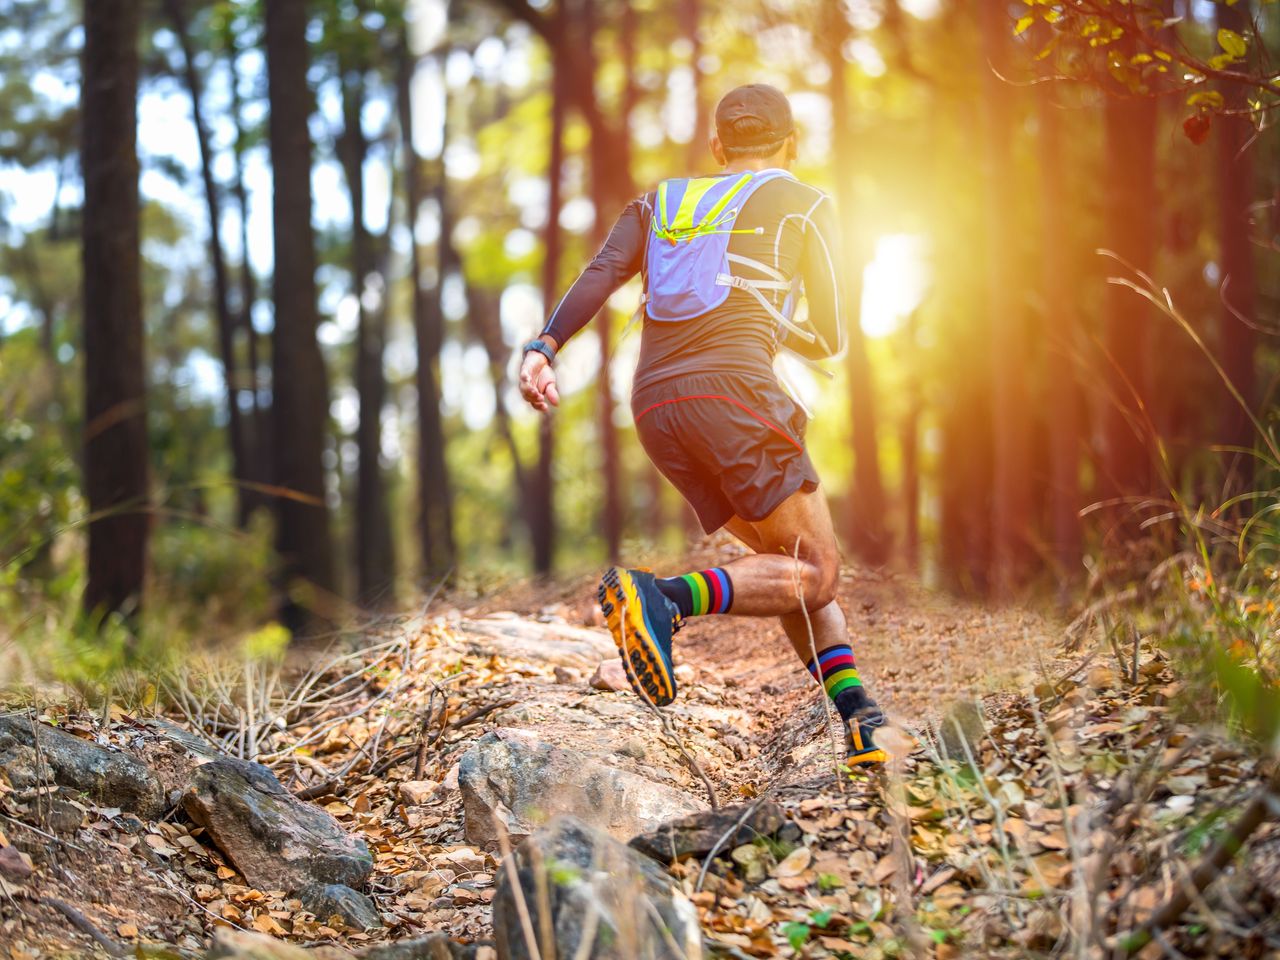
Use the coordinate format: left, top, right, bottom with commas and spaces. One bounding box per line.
183, 758, 372, 891
457, 617, 615, 671
0, 714, 165, 818
458, 731, 701, 848
296, 882, 382, 930
358, 935, 481, 959
628, 803, 785, 863
493, 815, 702, 960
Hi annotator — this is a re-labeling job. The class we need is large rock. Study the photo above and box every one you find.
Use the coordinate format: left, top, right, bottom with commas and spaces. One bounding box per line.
457, 617, 615, 671
628, 803, 785, 863
359, 935, 481, 959
493, 816, 702, 960
296, 882, 382, 930
183, 758, 372, 891
0, 714, 166, 818
459, 731, 701, 848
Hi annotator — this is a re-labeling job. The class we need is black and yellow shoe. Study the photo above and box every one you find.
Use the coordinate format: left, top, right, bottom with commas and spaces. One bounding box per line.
597, 567, 680, 707
844, 708, 889, 766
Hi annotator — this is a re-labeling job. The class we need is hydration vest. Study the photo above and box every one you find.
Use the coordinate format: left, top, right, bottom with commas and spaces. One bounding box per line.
639, 169, 818, 350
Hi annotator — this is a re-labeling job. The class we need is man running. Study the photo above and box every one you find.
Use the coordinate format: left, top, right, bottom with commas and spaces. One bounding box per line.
517, 83, 887, 766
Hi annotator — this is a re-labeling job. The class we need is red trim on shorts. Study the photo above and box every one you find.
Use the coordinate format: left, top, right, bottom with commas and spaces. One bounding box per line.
633, 394, 804, 453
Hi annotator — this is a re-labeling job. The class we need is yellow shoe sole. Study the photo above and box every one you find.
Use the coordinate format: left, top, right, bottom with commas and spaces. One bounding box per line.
597, 567, 676, 707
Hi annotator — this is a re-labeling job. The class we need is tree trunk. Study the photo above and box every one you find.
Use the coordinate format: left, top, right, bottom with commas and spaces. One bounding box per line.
398, 36, 454, 580
822, 4, 891, 567
1037, 66, 1082, 588
264, 0, 336, 625
532, 47, 566, 575
1214, 2, 1258, 496
1101, 93, 1158, 511
339, 57, 395, 607
978, 2, 1032, 596
81, 0, 148, 618
228, 24, 267, 515
899, 309, 921, 571
678, 0, 707, 173
166, 0, 254, 527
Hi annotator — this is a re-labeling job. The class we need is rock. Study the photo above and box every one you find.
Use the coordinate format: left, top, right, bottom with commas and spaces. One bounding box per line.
553, 666, 579, 685
44, 798, 85, 834
358, 935, 482, 959
205, 929, 355, 959
628, 803, 785, 863
399, 780, 438, 805
458, 618, 615, 671
0, 715, 166, 818
183, 758, 373, 892
0, 844, 33, 881
297, 882, 382, 930
589, 659, 629, 693
938, 699, 985, 760
615, 738, 647, 760
493, 816, 702, 960
458, 731, 701, 848
731, 843, 767, 883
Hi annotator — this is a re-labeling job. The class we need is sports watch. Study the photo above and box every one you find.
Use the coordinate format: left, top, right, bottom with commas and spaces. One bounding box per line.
522, 338, 556, 364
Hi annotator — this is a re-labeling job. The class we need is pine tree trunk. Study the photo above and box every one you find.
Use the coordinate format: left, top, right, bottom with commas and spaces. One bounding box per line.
823, 6, 891, 567
978, 1, 1032, 596
1214, 2, 1258, 497
398, 37, 454, 580
166, 0, 254, 527
81, 0, 148, 617
1037, 68, 1082, 587
1101, 94, 1158, 511
678, 0, 707, 173
340, 62, 395, 607
264, 0, 336, 624
532, 47, 565, 575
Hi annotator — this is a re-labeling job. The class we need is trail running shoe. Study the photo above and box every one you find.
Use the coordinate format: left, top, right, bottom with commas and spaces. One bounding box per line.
844, 707, 889, 767
597, 567, 680, 707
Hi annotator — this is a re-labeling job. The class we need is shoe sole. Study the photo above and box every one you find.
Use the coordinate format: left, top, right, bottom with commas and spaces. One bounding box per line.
597, 567, 676, 707
846, 748, 889, 767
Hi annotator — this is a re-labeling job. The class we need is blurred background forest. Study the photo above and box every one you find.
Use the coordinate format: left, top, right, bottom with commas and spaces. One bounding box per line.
0, 0, 1277, 650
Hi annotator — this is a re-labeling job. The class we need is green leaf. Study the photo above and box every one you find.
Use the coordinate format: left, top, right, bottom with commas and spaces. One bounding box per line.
1187, 90, 1225, 110
1015, 15, 1034, 35
1217, 28, 1247, 58
929, 929, 948, 944
809, 909, 835, 927
781, 922, 812, 950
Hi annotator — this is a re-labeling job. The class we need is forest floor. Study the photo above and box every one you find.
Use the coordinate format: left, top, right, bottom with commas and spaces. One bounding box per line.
2, 536, 1277, 958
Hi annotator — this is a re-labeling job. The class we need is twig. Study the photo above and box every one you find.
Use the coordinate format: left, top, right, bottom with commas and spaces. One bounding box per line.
493, 811, 544, 960
1122, 767, 1280, 954
38, 897, 126, 957
695, 795, 774, 894
294, 779, 338, 801
789, 536, 844, 789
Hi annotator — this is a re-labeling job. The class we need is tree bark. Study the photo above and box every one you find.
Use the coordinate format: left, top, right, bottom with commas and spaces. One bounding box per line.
1214, 2, 1258, 496
398, 36, 455, 580
822, 3, 891, 567
166, 0, 254, 527
339, 49, 395, 607
81, 0, 148, 617
264, 0, 336, 625
1101, 91, 1158, 512
978, 2, 1032, 596
1037, 64, 1082, 588
532, 46, 566, 575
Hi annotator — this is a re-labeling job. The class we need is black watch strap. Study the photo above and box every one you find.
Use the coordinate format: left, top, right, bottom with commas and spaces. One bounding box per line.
523, 338, 556, 364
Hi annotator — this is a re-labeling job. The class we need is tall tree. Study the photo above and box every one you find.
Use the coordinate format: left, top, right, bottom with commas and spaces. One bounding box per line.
1214, 2, 1259, 495
1101, 76, 1158, 512
531, 43, 566, 575
336, 22, 395, 605
397, 34, 455, 579
978, 2, 1032, 595
264, 0, 336, 623
81, 0, 148, 617
1037, 56, 1082, 586
678, 0, 707, 173
166, 0, 256, 526
821, 2, 890, 566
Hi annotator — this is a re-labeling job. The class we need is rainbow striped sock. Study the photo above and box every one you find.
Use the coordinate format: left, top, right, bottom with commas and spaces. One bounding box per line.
655, 568, 734, 618
807, 645, 865, 717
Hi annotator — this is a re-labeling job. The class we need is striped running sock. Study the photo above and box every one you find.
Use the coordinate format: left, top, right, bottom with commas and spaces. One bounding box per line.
807, 645, 872, 721
655, 568, 734, 618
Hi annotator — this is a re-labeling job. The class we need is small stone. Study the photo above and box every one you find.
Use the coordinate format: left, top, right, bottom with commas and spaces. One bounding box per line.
553, 666, 578, 685
938, 699, 985, 760
296, 883, 382, 931
589, 659, 629, 693
399, 781, 438, 806
731, 844, 767, 883
615, 738, 647, 760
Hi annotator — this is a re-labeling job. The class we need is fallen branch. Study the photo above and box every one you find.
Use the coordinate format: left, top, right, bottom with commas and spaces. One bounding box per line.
39, 897, 126, 957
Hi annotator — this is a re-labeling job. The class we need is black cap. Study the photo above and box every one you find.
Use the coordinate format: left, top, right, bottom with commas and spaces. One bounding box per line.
714, 84, 794, 148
